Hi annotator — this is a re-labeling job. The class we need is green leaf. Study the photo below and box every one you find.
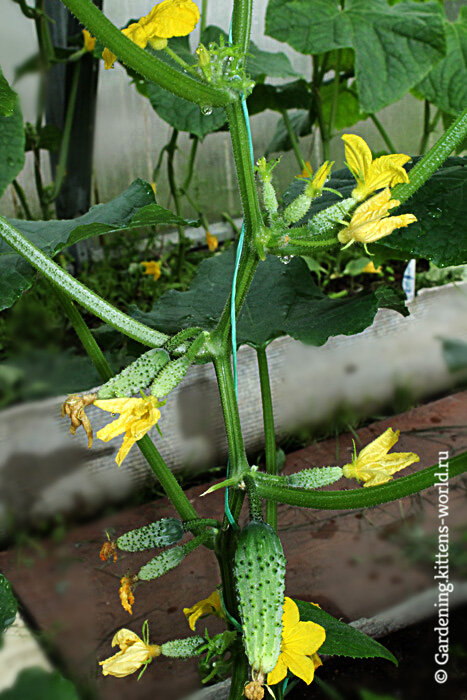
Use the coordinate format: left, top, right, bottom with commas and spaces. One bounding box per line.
146, 81, 226, 140
0, 574, 17, 639
417, 9, 467, 116
378, 157, 467, 266
0, 669, 79, 700
202, 25, 300, 82
0, 96, 25, 197
132, 248, 399, 349
265, 0, 446, 112
0, 180, 157, 311
0, 68, 16, 117
374, 285, 409, 316
294, 599, 397, 664
247, 80, 311, 116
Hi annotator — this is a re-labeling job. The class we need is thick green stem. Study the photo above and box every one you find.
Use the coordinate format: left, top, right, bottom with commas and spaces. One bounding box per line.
201, 0, 208, 32
255, 454, 467, 510
369, 113, 397, 153
281, 108, 305, 171
213, 353, 249, 477
0, 216, 168, 347
213, 98, 262, 346
392, 107, 467, 205
231, 0, 253, 55
256, 347, 277, 529
59, 0, 232, 107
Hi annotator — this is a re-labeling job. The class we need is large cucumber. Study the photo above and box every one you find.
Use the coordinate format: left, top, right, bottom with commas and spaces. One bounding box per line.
234, 520, 286, 677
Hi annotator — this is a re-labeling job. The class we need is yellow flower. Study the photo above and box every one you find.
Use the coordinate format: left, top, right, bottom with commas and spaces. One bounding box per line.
151, 181, 157, 196
206, 230, 218, 252
337, 187, 417, 247
342, 134, 411, 201
183, 590, 224, 630
95, 396, 162, 466
99, 628, 161, 677
342, 428, 420, 487
61, 393, 97, 448
82, 29, 96, 52
361, 261, 382, 274
300, 161, 333, 196
267, 598, 325, 686
142, 259, 162, 281
103, 0, 200, 69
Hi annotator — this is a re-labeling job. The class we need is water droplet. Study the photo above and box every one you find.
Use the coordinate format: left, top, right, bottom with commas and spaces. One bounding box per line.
201, 105, 213, 116
279, 255, 293, 265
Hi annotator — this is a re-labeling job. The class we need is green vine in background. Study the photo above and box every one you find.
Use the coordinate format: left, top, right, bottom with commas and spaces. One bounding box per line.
256, 347, 278, 529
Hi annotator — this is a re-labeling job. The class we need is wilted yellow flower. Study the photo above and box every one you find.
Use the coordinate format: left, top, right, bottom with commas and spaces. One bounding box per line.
361, 261, 382, 274
99, 628, 161, 677
342, 134, 411, 201
119, 574, 139, 614
300, 161, 333, 196
267, 598, 325, 686
338, 187, 417, 247
142, 259, 162, 281
206, 230, 218, 252
82, 29, 96, 52
343, 428, 420, 487
61, 393, 97, 448
151, 181, 157, 196
95, 396, 162, 466
299, 161, 313, 178
103, 0, 200, 69
183, 590, 224, 630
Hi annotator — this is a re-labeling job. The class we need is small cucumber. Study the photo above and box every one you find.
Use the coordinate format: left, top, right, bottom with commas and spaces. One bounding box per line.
97, 349, 170, 399
234, 520, 286, 677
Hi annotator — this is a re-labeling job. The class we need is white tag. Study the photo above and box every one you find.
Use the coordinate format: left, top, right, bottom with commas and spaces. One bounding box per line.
403, 258, 416, 302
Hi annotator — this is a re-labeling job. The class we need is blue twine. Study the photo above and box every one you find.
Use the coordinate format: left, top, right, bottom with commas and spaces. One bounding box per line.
224, 20, 255, 529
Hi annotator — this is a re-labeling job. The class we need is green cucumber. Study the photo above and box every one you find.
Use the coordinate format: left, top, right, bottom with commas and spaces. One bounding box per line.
97, 349, 170, 398
234, 520, 286, 677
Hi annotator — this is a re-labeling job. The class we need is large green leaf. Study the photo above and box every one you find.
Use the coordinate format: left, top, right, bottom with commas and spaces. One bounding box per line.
378, 157, 467, 266
0, 669, 79, 700
0, 95, 25, 197
0, 180, 192, 311
320, 84, 368, 130
417, 8, 467, 116
0, 574, 17, 640
0, 68, 16, 117
132, 247, 401, 348
294, 599, 397, 664
265, 0, 446, 112
247, 80, 311, 116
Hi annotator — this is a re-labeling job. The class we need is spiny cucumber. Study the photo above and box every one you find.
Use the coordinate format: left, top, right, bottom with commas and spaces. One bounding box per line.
97, 349, 170, 399
117, 518, 184, 551
234, 520, 286, 678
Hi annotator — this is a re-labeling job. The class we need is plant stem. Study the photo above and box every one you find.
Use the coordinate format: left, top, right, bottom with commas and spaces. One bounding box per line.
312, 56, 329, 161
0, 216, 169, 347
256, 346, 277, 529
52, 285, 199, 524
182, 136, 199, 192
392, 107, 467, 205
419, 99, 431, 155
201, 0, 208, 32
369, 113, 397, 153
50, 60, 81, 202
163, 45, 195, 73
281, 108, 305, 171
213, 352, 249, 477
254, 454, 467, 510
327, 50, 341, 140
137, 435, 198, 521
12, 180, 33, 219
231, 0, 253, 55
59, 0, 232, 107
